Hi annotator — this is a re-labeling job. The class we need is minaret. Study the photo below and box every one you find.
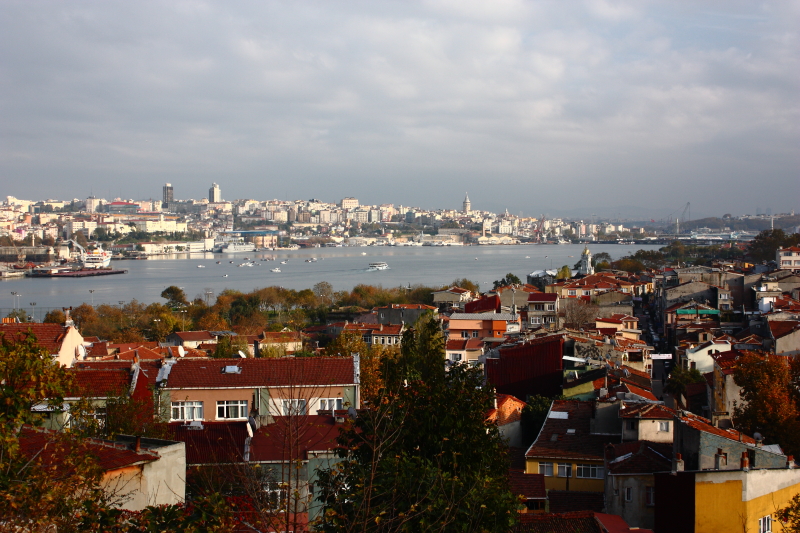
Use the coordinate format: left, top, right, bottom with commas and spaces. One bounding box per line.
463, 193, 471, 213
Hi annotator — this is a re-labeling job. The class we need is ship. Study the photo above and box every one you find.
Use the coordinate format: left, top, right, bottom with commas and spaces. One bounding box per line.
212, 241, 256, 253
69, 240, 112, 269
367, 262, 389, 271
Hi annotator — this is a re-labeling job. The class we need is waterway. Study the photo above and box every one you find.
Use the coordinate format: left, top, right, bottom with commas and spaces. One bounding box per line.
1, 243, 662, 316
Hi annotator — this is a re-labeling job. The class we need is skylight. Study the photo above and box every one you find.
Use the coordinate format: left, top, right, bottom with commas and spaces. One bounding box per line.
548, 411, 569, 419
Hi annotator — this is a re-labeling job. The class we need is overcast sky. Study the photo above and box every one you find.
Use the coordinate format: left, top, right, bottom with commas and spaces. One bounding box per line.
1, 1, 798, 219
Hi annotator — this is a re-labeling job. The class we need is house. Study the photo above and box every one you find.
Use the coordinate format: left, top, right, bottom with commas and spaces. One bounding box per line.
679, 339, 732, 373
431, 286, 474, 310
604, 440, 672, 530
524, 400, 614, 494
485, 334, 564, 399
445, 337, 483, 366
777, 246, 800, 272
527, 293, 559, 330
0, 321, 85, 367
256, 330, 305, 355
619, 403, 676, 443
767, 319, 800, 356
655, 461, 800, 533
709, 350, 752, 427
19, 426, 185, 511
509, 469, 547, 513
373, 303, 437, 325
158, 357, 360, 424
164, 330, 217, 349
447, 312, 520, 340
486, 394, 526, 447
595, 314, 639, 334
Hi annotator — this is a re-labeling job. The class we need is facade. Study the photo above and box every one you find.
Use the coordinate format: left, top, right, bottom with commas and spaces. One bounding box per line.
777, 246, 800, 272
162, 183, 173, 206
209, 182, 221, 203
448, 312, 520, 339
528, 293, 559, 329
0, 322, 85, 367
578, 246, 594, 276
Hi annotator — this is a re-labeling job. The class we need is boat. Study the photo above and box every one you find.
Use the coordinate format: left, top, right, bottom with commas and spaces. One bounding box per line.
197, 265, 205, 268
222, 274, 228, 277
367, 262, 389, 271
361, 252, 367, 255
75, 242, 112, 269
213, 241, 256, 253
270, 268, 281, 273
280, 260, 288, 264
216, 261, 221, 264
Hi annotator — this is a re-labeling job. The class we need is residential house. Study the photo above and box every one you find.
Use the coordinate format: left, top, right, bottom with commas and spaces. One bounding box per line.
527, 293, 559, 330
767, 319, 800, 356
655, 462, 800, 533
509, 469, 547, 512
158, 357, 359, 424
525, 400, 614, 494
679, 339, 732, 373
374, 303, 436, 325
604, 440, 672, 530
486, 394, 526, 447
619, 403, 675, 443
595, 314, 640, 340
447, 312, 520, 340
431, 286, 474, 310
164, 330, 217, 349
0, 321, 85, 367
777, 246, 800, 272
485, 334, 564, 399
19, 426, 185, 511
445, 337, 483, 366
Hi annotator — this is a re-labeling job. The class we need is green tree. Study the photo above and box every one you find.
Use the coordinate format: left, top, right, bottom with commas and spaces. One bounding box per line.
556, 265, 572, 280
663, 366, 704, 402
315, 364, 518, 533
43, 309, 66, 324
748, 229, 800, 262
212, 334, 251, 358
493, 272, 521, 289
161, 285, 189, 308
778, 493, 800, 532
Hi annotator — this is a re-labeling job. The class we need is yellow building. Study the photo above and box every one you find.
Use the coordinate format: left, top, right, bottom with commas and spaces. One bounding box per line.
655, 464, 800, 532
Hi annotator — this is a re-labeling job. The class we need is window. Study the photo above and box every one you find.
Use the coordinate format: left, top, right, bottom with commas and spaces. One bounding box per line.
557, 463, 572, 477
471, 331, 479, 337
451, 353, 463, 362
645, 486, 655, 506
534, 304, 544, 311
626, 419, 637, 431
759, 515, 772, 533
461, 331, 469, 338
583, 290, 591, 296
568, 290, 577, 296
172, 401, 203, 421
530, 317, 541, 324
319, 398, 343, 411
262, 480, 288, 511
546, 304, 555, 311
217, 400, 247, 419
719, 293, 729, 300
576, 464, 603, 479
282, 399, 307, 416
624, 486, 632, 502
538, 462, 553, 476
659, 421, 670, 432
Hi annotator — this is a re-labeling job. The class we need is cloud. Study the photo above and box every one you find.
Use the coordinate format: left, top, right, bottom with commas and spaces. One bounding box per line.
0, 0, 797, 217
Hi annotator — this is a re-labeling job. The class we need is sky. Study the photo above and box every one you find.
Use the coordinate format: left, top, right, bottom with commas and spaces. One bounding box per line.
1, 0, 798, 219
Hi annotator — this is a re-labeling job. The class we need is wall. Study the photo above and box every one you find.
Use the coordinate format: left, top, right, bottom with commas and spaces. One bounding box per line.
605, 473, 655, 530
524, 459, 605, 492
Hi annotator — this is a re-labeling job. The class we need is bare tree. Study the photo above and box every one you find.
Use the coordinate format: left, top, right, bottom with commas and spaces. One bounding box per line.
561, 298, 599, 329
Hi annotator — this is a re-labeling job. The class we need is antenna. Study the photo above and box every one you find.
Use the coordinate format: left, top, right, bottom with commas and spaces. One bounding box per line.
238, 350, 247, 358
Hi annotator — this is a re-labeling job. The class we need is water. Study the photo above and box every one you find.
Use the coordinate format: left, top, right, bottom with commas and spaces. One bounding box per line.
1, 243, 660, 315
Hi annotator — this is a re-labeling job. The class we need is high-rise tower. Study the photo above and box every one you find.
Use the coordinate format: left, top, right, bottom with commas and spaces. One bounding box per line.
463, 193, 471, 213
162, 183, 173, 207
209, 182, 221, 203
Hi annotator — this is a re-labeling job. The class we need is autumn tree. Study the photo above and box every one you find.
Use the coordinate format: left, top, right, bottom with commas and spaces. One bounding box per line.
161, 285, 189, 308
556, 265, 572, 280
561, 299, 598, 328
733, 352, 800, 457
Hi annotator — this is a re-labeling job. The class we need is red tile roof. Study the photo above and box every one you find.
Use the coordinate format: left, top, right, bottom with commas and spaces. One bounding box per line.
509, 469, 546, 499
769, 320, 800, 340
168, 421, 248, 465
547, 491, 605, 514
619, 403, 676, 420
679, 411, 756, 445
0, 323, 71, 353
249, 415, 341, 462
445, 338, 484, 351
525, 401, 612, 461
515, 511, 602, 533
173, 331, 215, 342
163, 357, 355, 389
19, 426, 159, 472
66, 368, 131, 398
606, 441, 672, 475
528, 293, 558, 302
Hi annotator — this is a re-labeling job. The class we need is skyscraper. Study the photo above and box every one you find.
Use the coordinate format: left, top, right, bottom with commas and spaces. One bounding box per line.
162, 183, 173, 207
209, 182, 221, 203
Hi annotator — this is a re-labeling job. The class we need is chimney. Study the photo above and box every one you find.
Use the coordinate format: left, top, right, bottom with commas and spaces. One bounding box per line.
741, 451, 749, 471
787, 456, 795, 469
254, 340, 261, 358
673, 452, 684, 473
715, 448, 727, 470
134, 436, 141, 453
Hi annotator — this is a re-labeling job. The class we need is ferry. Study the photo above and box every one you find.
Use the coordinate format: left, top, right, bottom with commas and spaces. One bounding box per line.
270, 267, 281, 273
367, 262, 389, 271
82, 245, 112, 269
213, 241, 256, 253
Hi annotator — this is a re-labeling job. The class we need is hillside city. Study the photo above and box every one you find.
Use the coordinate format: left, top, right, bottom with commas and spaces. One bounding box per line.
1, 186, 800, 533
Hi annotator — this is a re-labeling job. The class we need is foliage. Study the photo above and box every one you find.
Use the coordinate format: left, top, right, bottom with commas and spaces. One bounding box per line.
161, 285, 189, 308
732, 352, 800, 458
43, 308, 66, 324
747, 229, 800, 263
315, 363, 518, 533
4, 309, 30, 323
778, 493, 800, 532
561, 299, 598, 328
493, 272, 521, 289
610, 257, 646, 273
212, 334, 251, 359
663, 366, 705, 402
556, 265, 571, 280
449, 278, 479, 294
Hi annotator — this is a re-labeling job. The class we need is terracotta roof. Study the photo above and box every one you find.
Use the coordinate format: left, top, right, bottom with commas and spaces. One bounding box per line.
172, 331, 215, 342
528, 293, 558, 302
445, 338, 484, 351
0, 323, 71, 353
509, 469, 546, 499
19, 426, 159, 472
606, 441, 672, 475
168, 421, 248, 464
679, 411, 756, 445
486, 394, 526, 426
619, 403, 676, 420
162, 357, 355, 389
769, 320, 800, 340
66, 368, 131, 398
616, 380, 658, 401
249, 415, 341, 462
548, 491, 605, 514
514, 511, 601, 533
525, 401, 612, 461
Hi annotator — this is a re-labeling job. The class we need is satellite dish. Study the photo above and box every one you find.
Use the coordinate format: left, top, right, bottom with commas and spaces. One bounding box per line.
238, 350, 247, 358
77, 344, 87, 360
246, 421, 254, 438
177, 346, 186, 357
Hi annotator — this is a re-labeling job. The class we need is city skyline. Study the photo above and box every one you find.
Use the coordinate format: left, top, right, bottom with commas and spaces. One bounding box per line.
1, 1, 798, 218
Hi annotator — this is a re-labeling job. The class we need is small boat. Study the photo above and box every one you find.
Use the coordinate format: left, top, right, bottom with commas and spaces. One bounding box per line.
271, 268, 281, 273
229, 261, 234, 264
367, 262, 389, 271
280, 260, 288, 264
222, 274, 228, 277
216, 261, 221, 264
197, 265, 205, 268
525, 256, 530, 259
361, 252, 367, 255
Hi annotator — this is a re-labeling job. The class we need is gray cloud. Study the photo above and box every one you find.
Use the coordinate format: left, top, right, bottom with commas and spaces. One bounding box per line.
1, 0, 797, 217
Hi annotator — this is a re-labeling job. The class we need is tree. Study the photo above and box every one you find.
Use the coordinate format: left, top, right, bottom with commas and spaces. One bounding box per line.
493, 272, 521, 289
733, 352, 800, 458
610, 257, 646, 273
778, 493, 800, 532
556, 265, 572, 280
212, 334, 251, 358
313, 281, 334, 306
449, 278, 479, 294
748, 229, 800, 263
663, 366, 704, 403
561, 299, 598, 328
315, 364, 518, 532
161, 285, 189, 308
43, 309, 66, 324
